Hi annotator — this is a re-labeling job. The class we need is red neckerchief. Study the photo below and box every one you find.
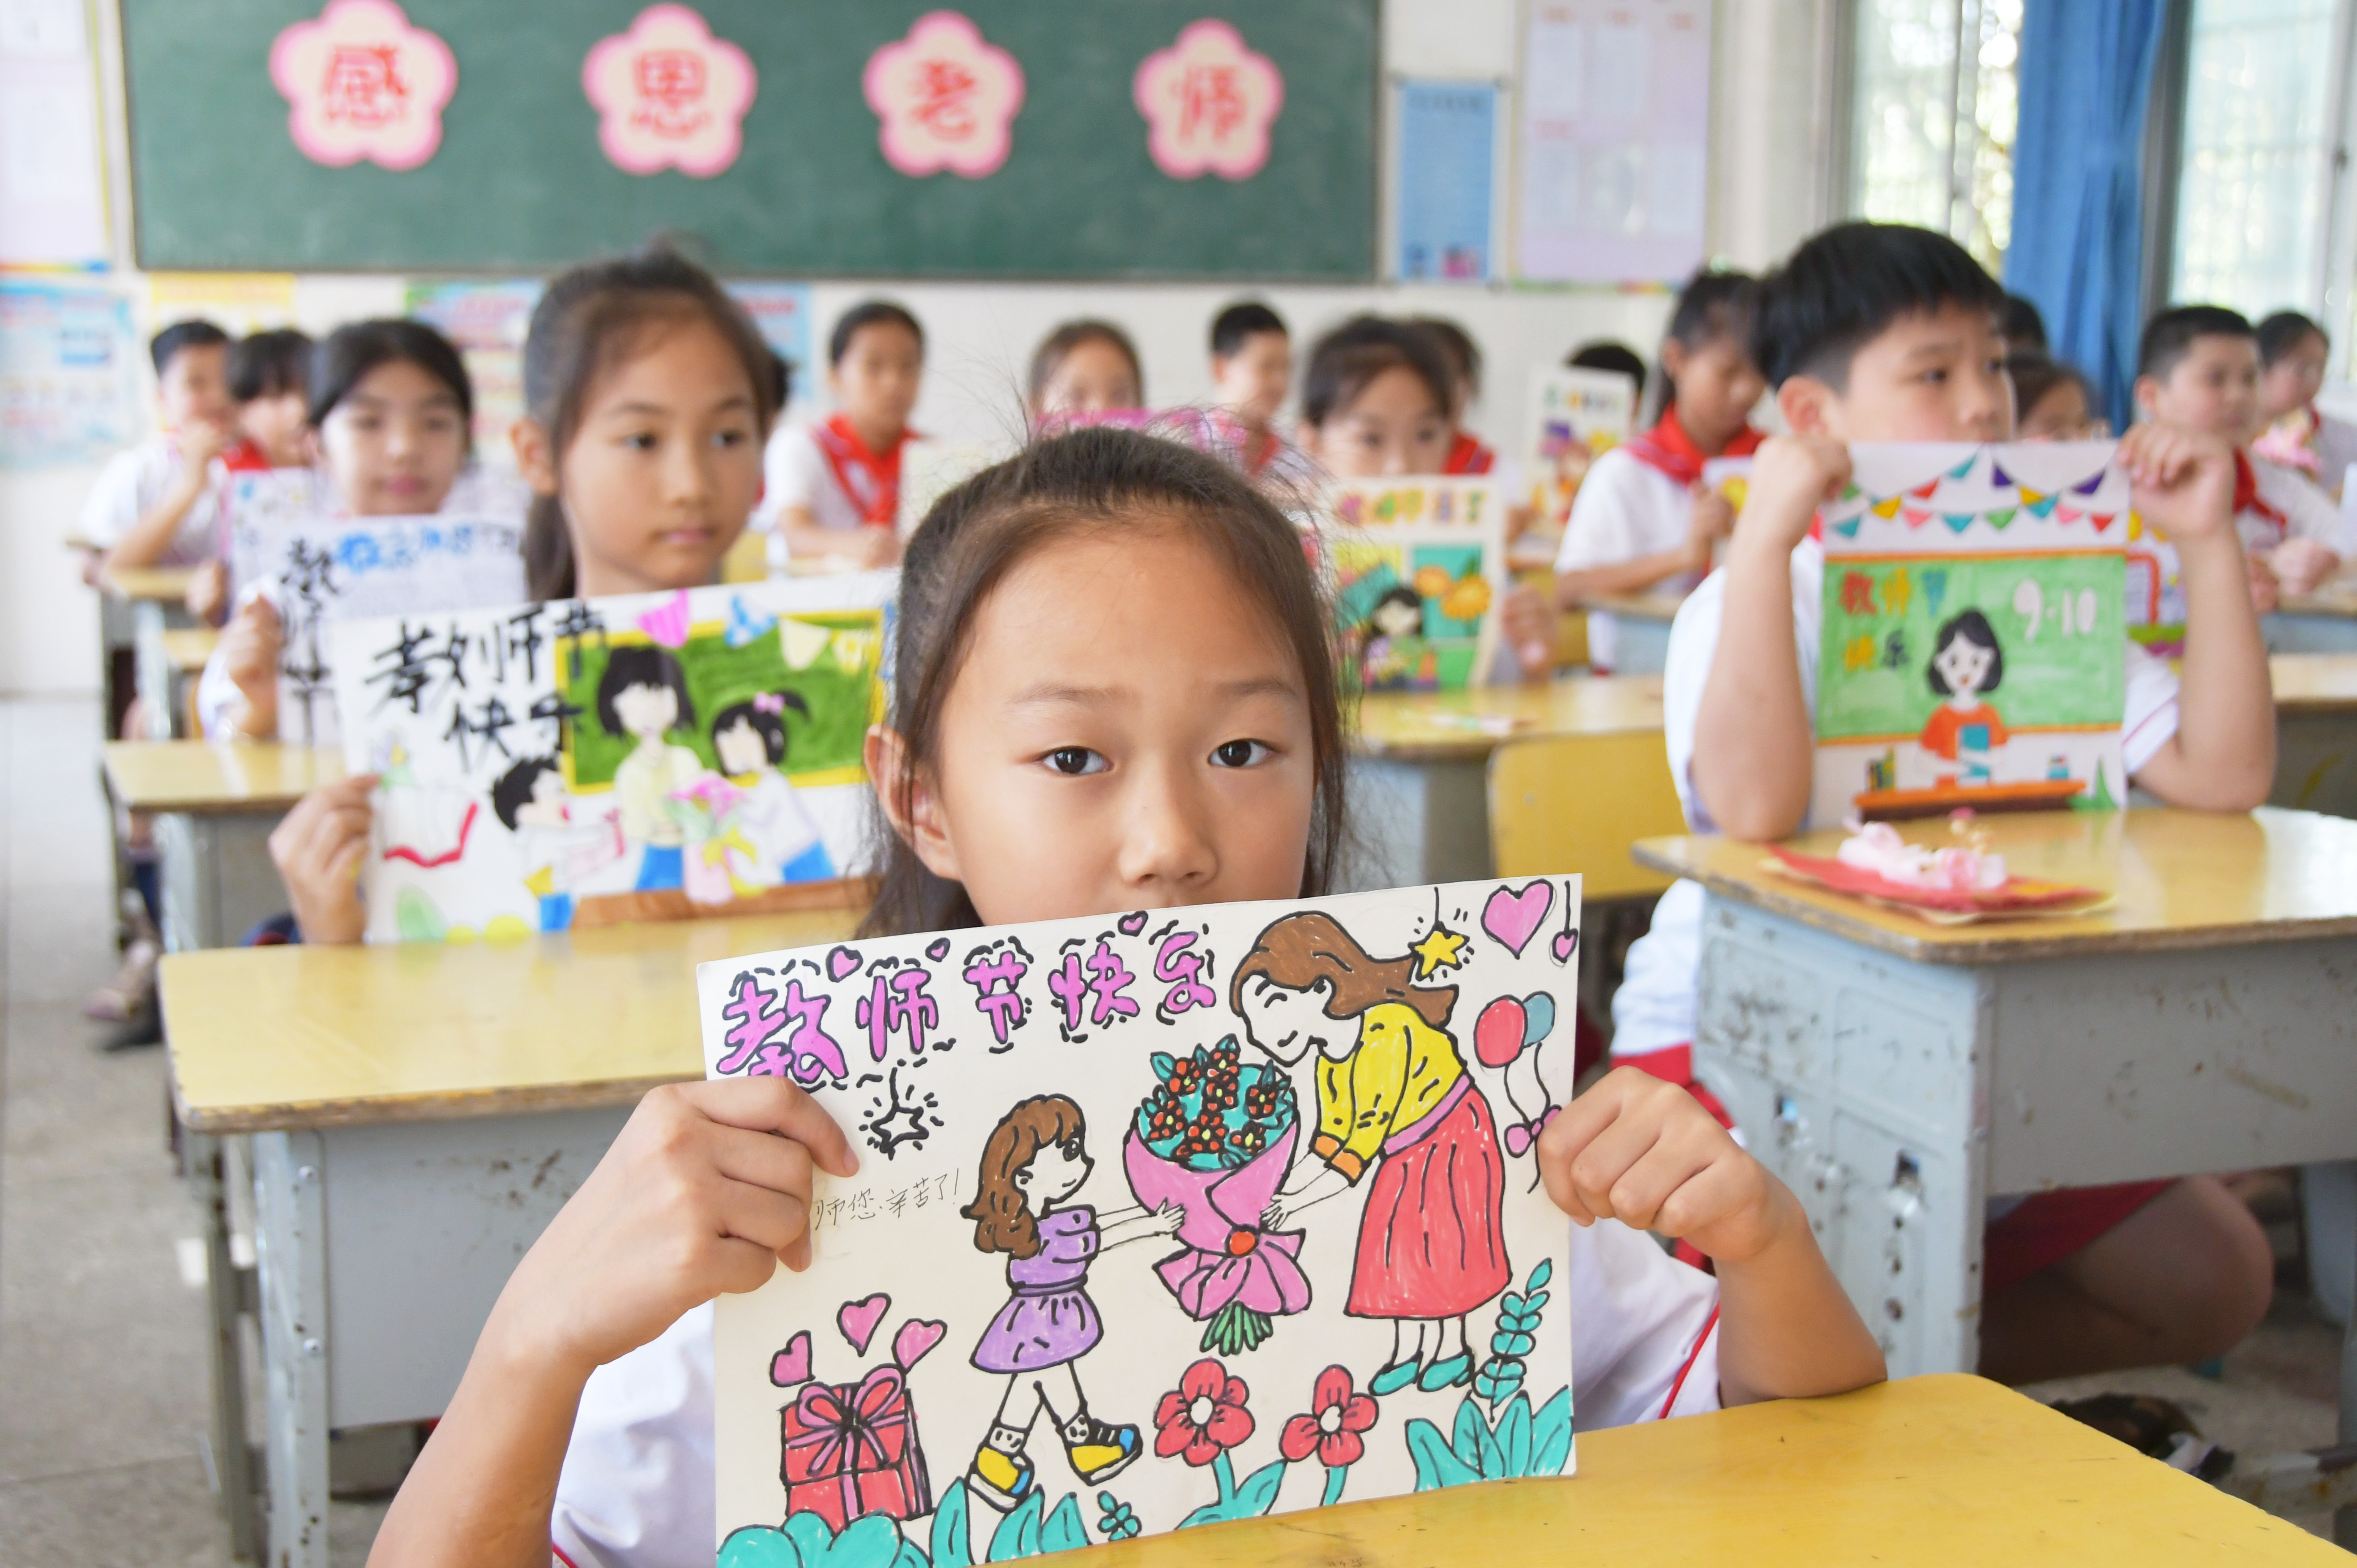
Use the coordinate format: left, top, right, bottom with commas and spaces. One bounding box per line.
219, 438, 274, 474
809, 414, 911, 527
2232, 447, 2287, 527
1444, 431, 1496, 475
1620, 408, 1765, 486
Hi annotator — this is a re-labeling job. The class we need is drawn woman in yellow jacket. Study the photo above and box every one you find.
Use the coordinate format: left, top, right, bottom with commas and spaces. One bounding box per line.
1232, 912, 1510, 1396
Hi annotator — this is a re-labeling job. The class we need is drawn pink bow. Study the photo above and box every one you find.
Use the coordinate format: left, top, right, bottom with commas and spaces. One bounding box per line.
787, 1365, 911, 1477
752, 692, 786, 713
1123, 1124, 1311, 1321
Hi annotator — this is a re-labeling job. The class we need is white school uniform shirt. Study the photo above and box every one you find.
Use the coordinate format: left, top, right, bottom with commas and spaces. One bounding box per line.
758, 423, 871, 535
1608, 537, 2186, 1061
1553, 448, 1701, 671
2244, 454, 2355, 557
79, 436, 228, 566
549, 1218, 1722, 1568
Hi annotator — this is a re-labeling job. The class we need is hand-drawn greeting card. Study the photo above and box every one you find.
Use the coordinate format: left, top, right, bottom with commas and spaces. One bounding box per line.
329, 575, 892, 943
1318, 479, 1506, 692
699, 876, 1583, 1561
1814, 442, 2129, 825
228, 481, 526, 747
1524, 366, 1635, 527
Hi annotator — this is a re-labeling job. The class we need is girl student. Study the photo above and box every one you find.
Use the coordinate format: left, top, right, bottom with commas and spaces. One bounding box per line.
764, 300, 925, 571
962, 1094, 1182, 1509
204, 318, 483, 743
364, 427, 1882, 1568
1553, 269, 1767, 673
1027, 319, 1145, 422
1406, 315, 1496, 475
264, 243, 783, 944
2009, 355, 2105, 442
2254, 309, 2357, 499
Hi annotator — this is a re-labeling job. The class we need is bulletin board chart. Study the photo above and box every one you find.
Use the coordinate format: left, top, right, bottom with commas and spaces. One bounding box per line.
120, 0, 1378, 280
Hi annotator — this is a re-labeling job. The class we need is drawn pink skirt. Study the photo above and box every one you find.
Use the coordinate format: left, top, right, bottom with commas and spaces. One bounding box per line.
1346, 1078, 1510, 1320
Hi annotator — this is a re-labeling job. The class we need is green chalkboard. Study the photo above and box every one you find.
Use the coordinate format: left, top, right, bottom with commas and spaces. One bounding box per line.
121, 0, 1377, 278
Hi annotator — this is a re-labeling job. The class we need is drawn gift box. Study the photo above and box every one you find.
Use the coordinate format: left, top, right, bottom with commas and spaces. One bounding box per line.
779, 1366, 932, 1531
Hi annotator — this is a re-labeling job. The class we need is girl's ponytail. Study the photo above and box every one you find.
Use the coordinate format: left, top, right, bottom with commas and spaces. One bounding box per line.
524, 491, 575, 601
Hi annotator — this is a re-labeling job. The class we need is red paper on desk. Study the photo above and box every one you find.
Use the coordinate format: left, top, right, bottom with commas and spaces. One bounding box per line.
1766, 846, 2102, 914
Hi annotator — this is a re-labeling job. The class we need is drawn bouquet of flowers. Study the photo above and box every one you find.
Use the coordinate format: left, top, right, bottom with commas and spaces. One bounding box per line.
667, 773, 758, 906
1122, 1037, 1311, 1355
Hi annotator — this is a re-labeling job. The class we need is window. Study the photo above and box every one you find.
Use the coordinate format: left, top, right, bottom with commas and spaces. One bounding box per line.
2169, 0, 2344, 320
1849, 0, 2023, 273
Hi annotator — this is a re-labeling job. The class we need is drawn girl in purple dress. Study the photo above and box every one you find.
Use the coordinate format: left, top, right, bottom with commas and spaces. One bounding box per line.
960, 1094, 1181, 1512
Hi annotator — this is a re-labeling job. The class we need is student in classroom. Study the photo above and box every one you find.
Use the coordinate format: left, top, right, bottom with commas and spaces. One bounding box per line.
186, 327, 318, 627
2135, 304, 2352, 601
2253, 308, 2357, 501
1027, 319, 1144, 422
761, 300, 924, 571
2000, 292, 2049, 357
362, 426, 1884, 1568
2008, 354, 2106, 442
81, 319, 234, 577
1567, 340, 1648, 403
1407, 314, 1496, 474
1552, 270, 1767, 673
264, 244, 785, 944
1207, 299, 1296, 477
1609, 220, 2277, 1384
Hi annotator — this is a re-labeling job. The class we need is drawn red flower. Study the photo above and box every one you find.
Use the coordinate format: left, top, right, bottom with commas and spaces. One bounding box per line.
1279, 1365, 1379, 1468
1153, 1356, 1253, 1466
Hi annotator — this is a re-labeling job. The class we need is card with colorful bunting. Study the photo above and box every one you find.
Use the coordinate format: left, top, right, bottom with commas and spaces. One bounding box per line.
1812, 442, 2129, 824
1318, 478, 1508, 692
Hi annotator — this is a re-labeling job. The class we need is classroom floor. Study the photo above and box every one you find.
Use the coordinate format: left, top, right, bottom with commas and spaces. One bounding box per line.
0, 695, 2339, 1560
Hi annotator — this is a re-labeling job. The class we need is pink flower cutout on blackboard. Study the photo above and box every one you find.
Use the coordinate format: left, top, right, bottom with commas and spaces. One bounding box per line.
582, 4, 757, 179
1133, 21, 1283, 181
862, 12, 1026, 179
268, 0, 457, 171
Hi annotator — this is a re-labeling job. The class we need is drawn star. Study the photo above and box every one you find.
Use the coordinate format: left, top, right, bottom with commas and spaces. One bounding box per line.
1411, 923, 1470, 979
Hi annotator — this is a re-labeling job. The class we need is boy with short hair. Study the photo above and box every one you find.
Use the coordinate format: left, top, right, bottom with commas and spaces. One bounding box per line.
2136, 304, 2350, 600
84, 319, 235, 572
1208, 300, 1293, 477
1614, 221, 2277, 1384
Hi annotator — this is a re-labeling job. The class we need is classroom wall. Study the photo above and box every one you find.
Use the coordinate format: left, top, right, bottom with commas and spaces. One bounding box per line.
0, 0, 1831, 697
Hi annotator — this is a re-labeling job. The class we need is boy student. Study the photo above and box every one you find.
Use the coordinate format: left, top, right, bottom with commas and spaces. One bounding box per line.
1613, 222, 2276, 1384
186, 328, 319, 627
1208, 299, 1294, 475
763, 300, 924, 570
2137, 305, 2352, 599
81, 320, 234, 573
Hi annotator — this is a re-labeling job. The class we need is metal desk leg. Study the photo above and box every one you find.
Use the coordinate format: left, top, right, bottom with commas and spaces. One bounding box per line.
186, 1129, 263, 1561
133, 601, 175, 739
254, 1131, 330, 1568
1341, 756, 1494, 892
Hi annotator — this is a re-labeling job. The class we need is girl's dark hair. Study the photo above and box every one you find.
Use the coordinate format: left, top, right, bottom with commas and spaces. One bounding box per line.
1929, 609, 2004, 695
595, 645, 695, 735
962, 1095, 1087, 1260
2257, 310, 2329, 367
1568, 341, 1647, 401
1407, 316, 1481, 403
1027, 320, 1144, 410
830, 300, 924, 367
2008, 354, 2094, 421
228, 328, 315, 402
1300, 316, 1453, 429
1368, 585, 1422, 635
1660, 268, 1759, 406
710, 692, 808, 765
861, 425, 1348, 939
491, 755, 561, 829
521, 243, 782, 600
310, 319, 473, 432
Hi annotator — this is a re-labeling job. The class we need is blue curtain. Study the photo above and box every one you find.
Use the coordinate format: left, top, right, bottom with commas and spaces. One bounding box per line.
2004, 0, 2168, 430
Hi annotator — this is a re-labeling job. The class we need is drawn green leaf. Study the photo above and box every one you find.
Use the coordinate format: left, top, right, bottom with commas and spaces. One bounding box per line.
1405, 1417, 1480, 1491
1453, 1394, 1503, 1477
1530, 1388, 1574, 1476
928, 1481, 974, 1568
1040, 1494, 1088, 1555
1496, 1393, 1533, 1477
986, 1489, 1043, 1561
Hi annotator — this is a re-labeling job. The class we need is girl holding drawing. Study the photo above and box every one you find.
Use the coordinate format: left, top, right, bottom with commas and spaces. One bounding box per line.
265, 244, 783, 944
1232, 912, 1510, 1396
709, 693, 836, 885
370, 428, 1882, 1568
961, 1095, 1181, 1510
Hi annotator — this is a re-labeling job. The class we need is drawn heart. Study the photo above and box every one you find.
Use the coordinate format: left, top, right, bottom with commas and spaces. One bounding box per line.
892, 1317, 946, 1371
1118, 911, 1147, 936
926, 938, 951, 961
838, 1293, 890, 1355
770, 1331, 812, 1387
1550, 929, 1578, 965
1480, 881, 1552, 958
826, 945, 860, 982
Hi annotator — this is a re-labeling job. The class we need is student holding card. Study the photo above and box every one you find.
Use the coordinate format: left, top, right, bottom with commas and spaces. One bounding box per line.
184, 329, 319, 627
762, 301, 925, 571
365, 427, 1882, 1568
1608, 222, 2276, 1384
265, 246, 787, 944
2253, 309, 2357, 500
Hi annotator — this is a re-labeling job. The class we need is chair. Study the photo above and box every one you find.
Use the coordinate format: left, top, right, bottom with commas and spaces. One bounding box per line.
1486, 731, 1687, 901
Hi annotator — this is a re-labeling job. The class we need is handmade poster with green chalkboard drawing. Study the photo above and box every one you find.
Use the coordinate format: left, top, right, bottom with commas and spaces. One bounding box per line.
120, 0, 1377, 278
327, 573, 892, 943
1322, 479, 1506, 693
1813, 442, 2129, 824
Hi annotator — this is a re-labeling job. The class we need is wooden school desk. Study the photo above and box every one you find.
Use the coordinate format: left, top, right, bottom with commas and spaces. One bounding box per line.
1633, 809, 2357, 1425
2271, 653, 2357, 819
106, 564, 200, 740
1576, 590, 1685, 675
163, 906, 861, 1568
1105, 1375, 2337, 1566
102, 740, 343, 951
155, 625, 218, 738
2268, 575, 2357, 654
1347, 675, 1664, 890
